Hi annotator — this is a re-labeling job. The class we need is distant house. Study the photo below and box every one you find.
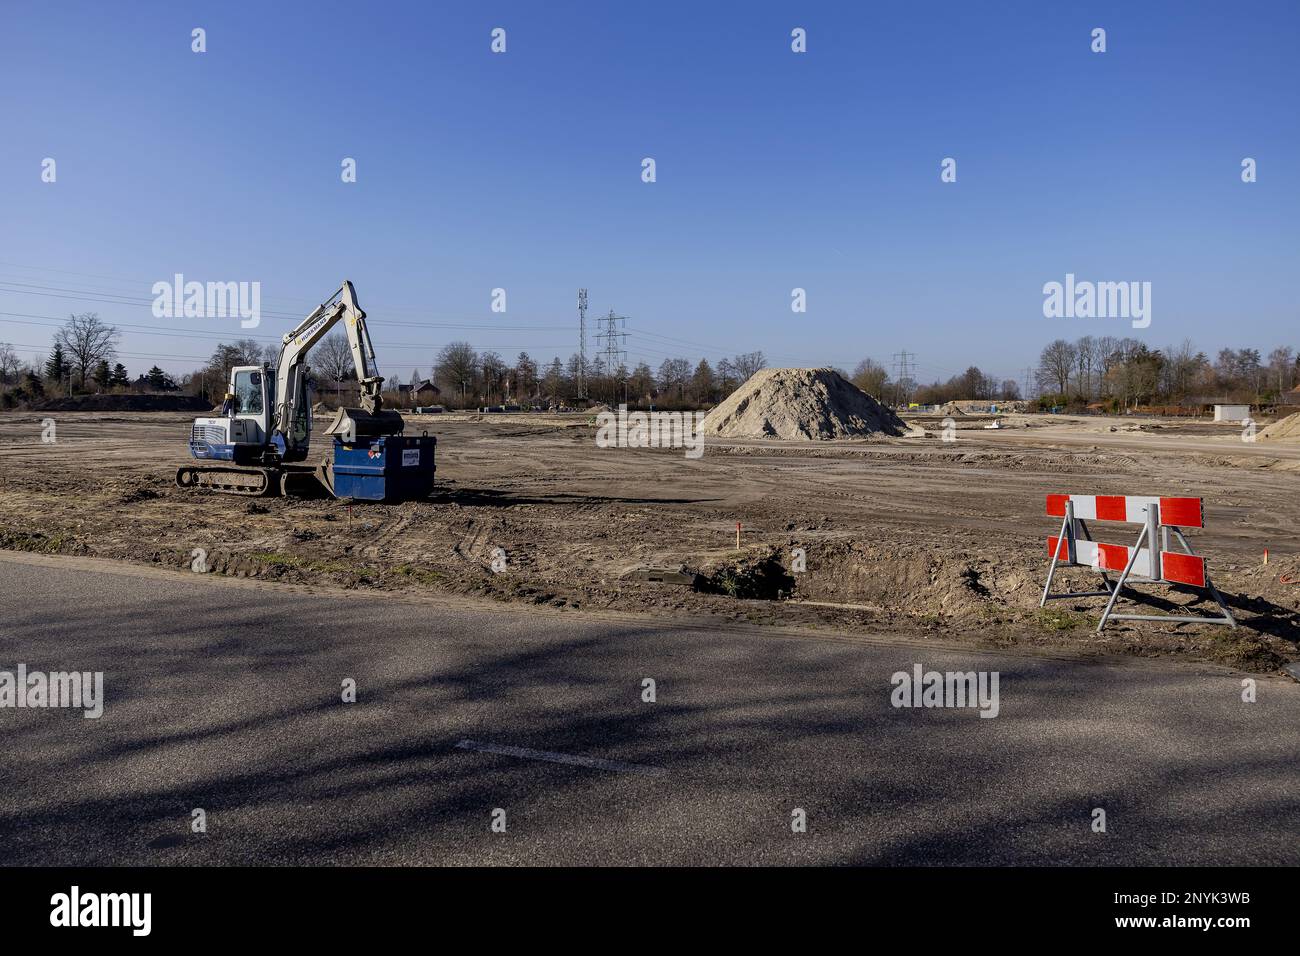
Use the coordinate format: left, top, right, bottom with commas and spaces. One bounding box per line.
1213, 403, 1251, 423
396, 380, 440, 407
1180, 396, 1233, 415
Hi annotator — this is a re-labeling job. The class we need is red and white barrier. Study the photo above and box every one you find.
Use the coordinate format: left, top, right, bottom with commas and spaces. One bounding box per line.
1046, 494, 1203, 528
1040, 493, 1233, 632
1046, 535, 1206, 587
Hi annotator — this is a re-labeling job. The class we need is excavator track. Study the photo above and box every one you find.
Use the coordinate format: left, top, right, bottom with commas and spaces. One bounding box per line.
176, 466, 277, 497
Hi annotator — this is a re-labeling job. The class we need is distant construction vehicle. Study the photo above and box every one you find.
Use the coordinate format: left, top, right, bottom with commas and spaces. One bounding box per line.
176, 281, 435, 501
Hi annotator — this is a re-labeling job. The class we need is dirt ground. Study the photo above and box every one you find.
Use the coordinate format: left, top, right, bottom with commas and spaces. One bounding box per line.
1, 409, 1298, 672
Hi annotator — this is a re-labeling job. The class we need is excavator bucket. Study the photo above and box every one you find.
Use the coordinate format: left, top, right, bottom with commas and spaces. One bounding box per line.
322, 406, 405, 441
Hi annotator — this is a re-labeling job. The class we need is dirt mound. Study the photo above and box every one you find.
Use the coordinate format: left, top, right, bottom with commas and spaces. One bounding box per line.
1259, 411, 1300, 443
34, 393, 211, 413
701, 368, 905, 440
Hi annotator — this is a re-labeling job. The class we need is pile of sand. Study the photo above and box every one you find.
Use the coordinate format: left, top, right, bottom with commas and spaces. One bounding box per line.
1258, 411, 1300, 443
700, 368, 905, 440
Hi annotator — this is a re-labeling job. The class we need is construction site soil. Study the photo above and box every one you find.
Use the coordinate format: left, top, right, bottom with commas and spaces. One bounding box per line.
1, 410, 1298, 672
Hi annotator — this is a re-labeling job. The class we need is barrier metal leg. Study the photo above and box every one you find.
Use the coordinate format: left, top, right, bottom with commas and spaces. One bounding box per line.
1096, 511, 1152, 633
1204, 578, 1238, 629
1170, 526, 1237, 629
1039, 508, 1071, 608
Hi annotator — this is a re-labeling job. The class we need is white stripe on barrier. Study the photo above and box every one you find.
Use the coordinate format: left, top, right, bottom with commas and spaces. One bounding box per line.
1048, 535, 1154, 578
1061, 496, 1157, 523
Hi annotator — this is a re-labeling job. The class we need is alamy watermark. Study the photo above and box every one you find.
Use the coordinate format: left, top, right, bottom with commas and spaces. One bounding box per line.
0, 664, 104, 718
1043, 273, 1150, 329
50, 886, 150, 936
152, 273, 261, 328
595, 404, 706, 459
890, 663, 999, 718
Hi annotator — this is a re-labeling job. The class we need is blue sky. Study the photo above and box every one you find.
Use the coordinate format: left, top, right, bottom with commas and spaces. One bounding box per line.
1, 0, 1296, 388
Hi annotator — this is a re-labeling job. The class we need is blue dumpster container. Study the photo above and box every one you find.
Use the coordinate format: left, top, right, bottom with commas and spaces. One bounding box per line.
330, 434, 436, 501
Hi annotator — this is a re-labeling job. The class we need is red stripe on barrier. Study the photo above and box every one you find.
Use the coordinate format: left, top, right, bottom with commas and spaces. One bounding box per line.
1159, 497, 1203, 528
1096, 496, 1128, 522
1161, 552, 1206, 587
1046, 494, 1068, 517
1047, 536, 1069, 559
1097, 542, 1130, 572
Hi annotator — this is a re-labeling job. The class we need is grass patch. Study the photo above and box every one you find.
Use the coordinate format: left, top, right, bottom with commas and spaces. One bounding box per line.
1207, 633, 1285, 671
1035, 606, 1088, 631
391, 563, 444, 587
247, 551, 354, 574
0, 529, 81, 554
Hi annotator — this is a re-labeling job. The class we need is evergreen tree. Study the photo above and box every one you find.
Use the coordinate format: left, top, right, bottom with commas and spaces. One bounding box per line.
109, 363, 130, 388
542, 357, 564, 399
92, 359, 112, 391
44, 342, 70, 386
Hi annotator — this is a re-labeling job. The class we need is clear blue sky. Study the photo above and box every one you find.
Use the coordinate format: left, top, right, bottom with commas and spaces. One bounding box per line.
2, 0, 1296, 389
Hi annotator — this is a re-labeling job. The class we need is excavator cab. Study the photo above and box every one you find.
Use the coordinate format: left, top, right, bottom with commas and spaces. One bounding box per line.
188, 365, 310, 465
230, 366, 268, 443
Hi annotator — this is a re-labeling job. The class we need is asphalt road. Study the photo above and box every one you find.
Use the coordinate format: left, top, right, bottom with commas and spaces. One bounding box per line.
1, 552, 1296, 866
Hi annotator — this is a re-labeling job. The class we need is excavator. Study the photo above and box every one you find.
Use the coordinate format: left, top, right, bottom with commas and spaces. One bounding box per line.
176, 280, 436, 501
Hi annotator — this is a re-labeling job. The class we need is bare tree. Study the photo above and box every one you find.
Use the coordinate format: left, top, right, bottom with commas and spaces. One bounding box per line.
316, 331, 354, 384
732, 351, 766, 381
629, 361, 654, 402
435, 341, 478, 407
1164, 338, 1202, 402
480, 351, 506, 404
656, 357, 691, 403
851, 357, 889, 398
1094, 335, 1120, 399
56, 313, 119, 389
0, 343, 20, 385
1037, 339, 1077, 397
1268, 346, 1295, 396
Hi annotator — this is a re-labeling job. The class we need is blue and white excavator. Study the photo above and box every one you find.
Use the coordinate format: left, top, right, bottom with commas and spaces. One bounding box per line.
176, 280, 436, 501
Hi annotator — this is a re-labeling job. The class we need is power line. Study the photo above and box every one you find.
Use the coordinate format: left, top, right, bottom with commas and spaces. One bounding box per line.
0, 280, 576, 331
0, 260, 581, 321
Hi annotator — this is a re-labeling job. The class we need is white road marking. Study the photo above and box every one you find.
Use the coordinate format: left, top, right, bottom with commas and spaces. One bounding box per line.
455, 739, 667, 776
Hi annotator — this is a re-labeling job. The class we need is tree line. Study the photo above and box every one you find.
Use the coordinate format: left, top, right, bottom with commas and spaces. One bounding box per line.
1034, 336, 1298, 409
0, 313, 160, 408
4, 316, 1296, 415
402, 342, 770, 409
849, 358, 1021, 407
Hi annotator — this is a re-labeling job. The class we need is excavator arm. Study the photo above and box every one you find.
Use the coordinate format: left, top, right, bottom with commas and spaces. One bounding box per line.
273, 280, 401, 452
